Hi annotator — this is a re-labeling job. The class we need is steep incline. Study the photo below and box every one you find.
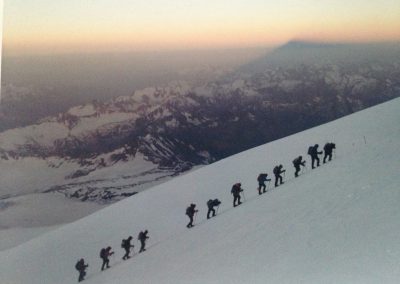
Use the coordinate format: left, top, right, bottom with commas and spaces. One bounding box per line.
0, 98, 399, 283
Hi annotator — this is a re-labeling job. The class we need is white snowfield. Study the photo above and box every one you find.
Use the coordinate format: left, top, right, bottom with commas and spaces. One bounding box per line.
1, 98, 400, 284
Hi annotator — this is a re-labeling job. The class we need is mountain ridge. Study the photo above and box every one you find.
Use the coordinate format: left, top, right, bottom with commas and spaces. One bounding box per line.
1, 97, 399, 283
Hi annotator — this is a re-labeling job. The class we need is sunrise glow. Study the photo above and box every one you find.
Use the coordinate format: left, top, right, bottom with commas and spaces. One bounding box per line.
4, 0, 400, 56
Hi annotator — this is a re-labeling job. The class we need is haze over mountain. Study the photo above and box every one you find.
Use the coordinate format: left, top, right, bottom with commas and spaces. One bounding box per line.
0, 47, 267, 131
241, 41, 400, 71
2, 41, 399, 132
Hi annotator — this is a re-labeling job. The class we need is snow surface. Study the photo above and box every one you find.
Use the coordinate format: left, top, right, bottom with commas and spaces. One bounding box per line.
0, 121, 69, 149
0, 152, 159, 199
69, 112, 136, 136
0, 157, 79, 197
0, 193, 103, 229
68, 105, 97, 117
0, 225, 60, 252
0, 109, 136, 152
0, 98, 400, 283
0, 151, 175, 250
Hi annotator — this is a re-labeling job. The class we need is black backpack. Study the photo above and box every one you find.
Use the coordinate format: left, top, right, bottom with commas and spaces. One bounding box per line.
186, 207, 190, 216
138, 232, 143, 240
307, 146, 313, 155
273, 166, 279, 175
100, 248, 106, 258
121, 239, 127, 248
257, 174, 267, 182
75, 260, 82, 271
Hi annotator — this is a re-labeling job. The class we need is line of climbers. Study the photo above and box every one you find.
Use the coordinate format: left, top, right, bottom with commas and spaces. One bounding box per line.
185, 198, 222, 228
75, 142, 335, 281
185, 142, 336, 227
75, 230, 149, 282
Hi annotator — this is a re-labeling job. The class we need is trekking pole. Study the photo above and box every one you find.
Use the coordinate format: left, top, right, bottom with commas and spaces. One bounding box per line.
241, 191, 246, 202
216, 205, 220, 215
194, 211, 198, 224
266, 180, 271, 191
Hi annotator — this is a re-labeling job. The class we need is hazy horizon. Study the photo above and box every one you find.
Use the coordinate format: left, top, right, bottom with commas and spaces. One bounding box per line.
2, 0, 400, 132
0, 46, 270, 130
3, 0, 400, 56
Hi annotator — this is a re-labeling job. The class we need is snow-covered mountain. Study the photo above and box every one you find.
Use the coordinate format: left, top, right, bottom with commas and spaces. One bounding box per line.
1, 42, 399, 248
0, 81, 212, 207
1, 46, 399, 202
1, 97, 399, 283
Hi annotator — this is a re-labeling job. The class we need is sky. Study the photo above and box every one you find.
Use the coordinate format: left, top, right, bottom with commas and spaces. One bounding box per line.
1, 0, 3, 91
3, 0, 400, 56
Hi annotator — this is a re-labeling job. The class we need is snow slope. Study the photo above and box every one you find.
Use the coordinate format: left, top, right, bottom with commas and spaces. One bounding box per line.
1, 98, 400, 283
0, 152, 179, 250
